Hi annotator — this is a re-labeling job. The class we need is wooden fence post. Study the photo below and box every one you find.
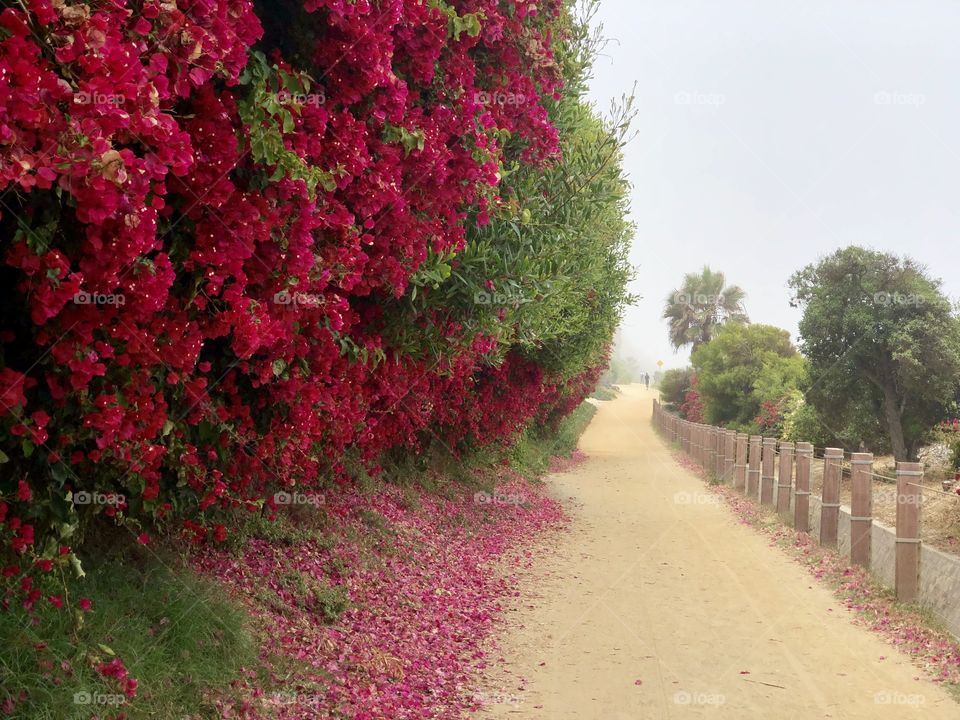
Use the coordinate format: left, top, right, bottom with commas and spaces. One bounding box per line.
706, 426, 717, 477
735, 433, 748, 490
850, 452, 873, 568
776, 441, 794, 517
895, 461, 922, 602
715, 427, 725, 478
699, 425, 708, 469
701, 425, 708, 469
794, 442, 813, 532
698, 425, 706, 467
747, 435, 762, 499
724, 430, 736, 484
820, 448, 844, 547
760, 437, 776, 505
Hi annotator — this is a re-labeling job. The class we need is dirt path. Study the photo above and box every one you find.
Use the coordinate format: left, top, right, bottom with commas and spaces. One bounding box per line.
476, 385, 957, 719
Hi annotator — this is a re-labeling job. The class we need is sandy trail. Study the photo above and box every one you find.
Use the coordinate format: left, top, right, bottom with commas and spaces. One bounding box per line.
477, 385, 957, 719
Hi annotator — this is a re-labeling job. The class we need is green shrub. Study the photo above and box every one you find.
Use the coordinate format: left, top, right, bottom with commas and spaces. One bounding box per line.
659, 367, 694, 412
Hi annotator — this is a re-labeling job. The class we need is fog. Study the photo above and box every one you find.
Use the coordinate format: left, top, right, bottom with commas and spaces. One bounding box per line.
588, 0, 960, 373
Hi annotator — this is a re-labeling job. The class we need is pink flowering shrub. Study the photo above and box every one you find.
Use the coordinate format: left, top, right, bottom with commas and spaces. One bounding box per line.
680, 376, 705, 423
0, 0, 631, 660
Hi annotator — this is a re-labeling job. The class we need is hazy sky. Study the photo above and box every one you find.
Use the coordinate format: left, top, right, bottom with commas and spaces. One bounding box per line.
587, 0, 960, 372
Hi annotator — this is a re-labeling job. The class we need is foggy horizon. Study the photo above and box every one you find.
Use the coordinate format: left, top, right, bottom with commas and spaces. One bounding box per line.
588, 0, 960, 372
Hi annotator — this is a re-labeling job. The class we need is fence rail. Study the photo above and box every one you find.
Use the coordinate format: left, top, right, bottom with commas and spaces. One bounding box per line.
651, 400, 943, 603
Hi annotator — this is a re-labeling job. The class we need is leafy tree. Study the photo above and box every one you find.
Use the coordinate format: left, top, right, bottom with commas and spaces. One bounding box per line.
781, 389, 890, 452
658, 367, 694, 413
691, 323, 805, 430
663, 266, 748, 351
396, 2, 637, 385
789, 246, 960, 459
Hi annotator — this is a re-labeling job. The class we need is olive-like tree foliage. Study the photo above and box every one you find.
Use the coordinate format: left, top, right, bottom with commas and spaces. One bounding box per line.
391, 0, 636, 385
789, 246, 960, 460
663, 266, 748, 351
658, 367, 695, 413
691, 323, 805, 431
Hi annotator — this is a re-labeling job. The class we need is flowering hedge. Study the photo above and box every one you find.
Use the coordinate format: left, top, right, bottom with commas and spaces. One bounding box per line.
0, 0, 631, 634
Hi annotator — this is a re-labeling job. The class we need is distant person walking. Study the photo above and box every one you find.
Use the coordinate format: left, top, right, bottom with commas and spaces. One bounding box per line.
644, 372, 650, 389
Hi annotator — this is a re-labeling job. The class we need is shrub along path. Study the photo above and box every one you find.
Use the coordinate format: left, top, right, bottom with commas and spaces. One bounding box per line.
476, 385, 958, 719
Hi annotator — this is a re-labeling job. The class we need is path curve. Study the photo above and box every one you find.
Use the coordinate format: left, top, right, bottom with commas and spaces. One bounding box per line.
477, 385, 957, 719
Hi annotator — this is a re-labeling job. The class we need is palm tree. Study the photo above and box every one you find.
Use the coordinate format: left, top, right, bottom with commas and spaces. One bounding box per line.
663, 267, 748, 351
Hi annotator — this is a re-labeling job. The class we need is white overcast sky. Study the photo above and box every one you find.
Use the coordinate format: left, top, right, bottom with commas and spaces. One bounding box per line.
586, 0, 960, 372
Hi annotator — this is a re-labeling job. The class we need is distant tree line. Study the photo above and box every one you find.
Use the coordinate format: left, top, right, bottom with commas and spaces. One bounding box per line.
659, 248, 960, 461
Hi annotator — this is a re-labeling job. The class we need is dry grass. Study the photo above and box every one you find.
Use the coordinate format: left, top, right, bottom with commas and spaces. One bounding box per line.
773, 454, 960, 555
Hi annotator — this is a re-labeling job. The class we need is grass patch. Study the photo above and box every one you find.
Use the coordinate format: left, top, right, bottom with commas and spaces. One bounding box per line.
1, 547, 257, 719
590, 385, 617, 401
278, 570, 350, 623
509, 401, 597, 477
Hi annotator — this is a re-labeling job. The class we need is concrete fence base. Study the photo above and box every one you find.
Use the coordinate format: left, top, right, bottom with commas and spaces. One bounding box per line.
776, 474, 960, 638
652, 399, 960, 640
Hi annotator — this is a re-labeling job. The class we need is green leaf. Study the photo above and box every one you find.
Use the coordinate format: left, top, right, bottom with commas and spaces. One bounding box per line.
69, 553, 85, 578
464, 13, 482, 37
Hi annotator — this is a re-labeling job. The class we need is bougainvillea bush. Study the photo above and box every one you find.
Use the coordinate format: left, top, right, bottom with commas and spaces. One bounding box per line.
0, 0, 631, 710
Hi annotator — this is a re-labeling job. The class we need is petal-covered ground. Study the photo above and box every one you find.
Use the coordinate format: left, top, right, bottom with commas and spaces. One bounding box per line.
192, 470, 568, 719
